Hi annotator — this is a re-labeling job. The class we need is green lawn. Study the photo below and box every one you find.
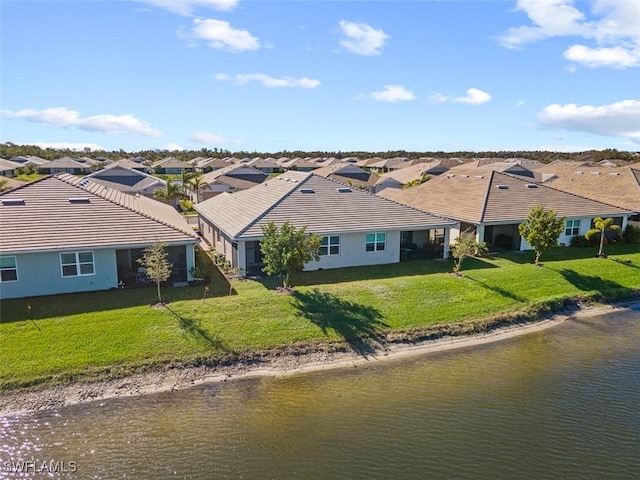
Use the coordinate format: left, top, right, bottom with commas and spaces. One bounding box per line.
1, 245, 639, 391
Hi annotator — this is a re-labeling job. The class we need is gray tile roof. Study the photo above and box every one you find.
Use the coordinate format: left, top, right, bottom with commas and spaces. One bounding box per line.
380, 170, 634, 224
0, 174, 198, 254
195, 171, 456, 240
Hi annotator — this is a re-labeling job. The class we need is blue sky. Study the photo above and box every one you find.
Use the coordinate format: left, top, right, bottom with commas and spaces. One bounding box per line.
1, 0, 639, 153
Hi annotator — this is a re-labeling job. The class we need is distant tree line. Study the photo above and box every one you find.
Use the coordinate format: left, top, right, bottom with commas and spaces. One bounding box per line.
0, 142, 636, 164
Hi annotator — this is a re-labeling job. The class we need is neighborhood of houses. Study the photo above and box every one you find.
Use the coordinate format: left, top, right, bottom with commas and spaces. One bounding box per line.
1, 153, 639, 300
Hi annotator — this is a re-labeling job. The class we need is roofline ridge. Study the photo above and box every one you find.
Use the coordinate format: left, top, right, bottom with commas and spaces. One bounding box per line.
235, 171, 313, 237
478, 170, 494, 223
56, 173, 198, 239
0, 174, 53, 195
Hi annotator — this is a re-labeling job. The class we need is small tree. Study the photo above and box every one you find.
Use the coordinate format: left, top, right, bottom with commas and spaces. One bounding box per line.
137, 242, 172, 304
585, 217, 622, 258
450, 231, 486, 275
518, 206, 566, 265
260, 221, 322, 289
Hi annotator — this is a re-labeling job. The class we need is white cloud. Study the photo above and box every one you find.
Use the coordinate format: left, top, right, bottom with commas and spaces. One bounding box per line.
428, 92, 450, 104
159, 143, 184, 151
537, 99, 640, 141
339, 20, 389, 56
141, 0, 238, 16
0, 107, 162, 137
190, 131, 226, 144
369, 85, 415, 103
452, 88, 492, 105
498, 0, 640, 69
183, 18, 260, 52
215, 73, 320, 88
563, 44, 639, 68
508, 100, 526, 107
29, 142, 106, 151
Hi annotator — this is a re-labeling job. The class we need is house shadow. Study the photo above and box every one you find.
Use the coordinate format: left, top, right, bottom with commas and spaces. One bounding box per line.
0, 272, 234, 324
291, 289, 389, 357
552, 268, 635, 298
164, 304, 229, 352
496, 247, 600, 265
256, 257, 496, 290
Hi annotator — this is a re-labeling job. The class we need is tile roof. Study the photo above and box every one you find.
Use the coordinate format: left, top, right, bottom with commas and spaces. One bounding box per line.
380, 170, 633, 224
532, 164, 640, 212
195, 171, 456, 240
0, 174, 198, 254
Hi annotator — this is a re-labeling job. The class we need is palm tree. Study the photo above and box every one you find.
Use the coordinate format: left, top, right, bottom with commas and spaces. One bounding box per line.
188, 173, 205, 203
153, 181, 184, 208
585, 217, 622, 258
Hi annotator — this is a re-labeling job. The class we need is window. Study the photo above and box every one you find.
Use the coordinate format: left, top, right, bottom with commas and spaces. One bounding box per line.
565, 219, 580, 236
0, 256, 18, 282
60, 251, 95, 277
320, 236, 340, 256
365, 232, 386, 252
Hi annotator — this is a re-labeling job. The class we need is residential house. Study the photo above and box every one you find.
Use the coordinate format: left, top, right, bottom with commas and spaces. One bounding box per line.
312, 163, 376, 190
194, 171, 456, 276
533, 163, 640, 226
84, 164, 167, 198
380, 170, 634, 252
152, 157, 194, 175
0, 176, 25, 190
39, 157, 92, 175
0, 159, 23, 177
0, 174, 199, 299
198, 165, 269, 201
8, 155, 50, 168
114, 158, 152, 173
374, 160, 455, 193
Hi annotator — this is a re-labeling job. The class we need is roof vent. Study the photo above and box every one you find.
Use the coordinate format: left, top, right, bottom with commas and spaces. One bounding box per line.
473, 175, 484, 179
69, 197, 90, 203
300, 188, 315, 194
460, 174, 469, 178
1, 198, 25, 206
525, 184, 538, 188
78, 178, 91, 187
446, 174, 455, 178
608, 172, 620, 176
575, 171, 583, 174
337, 187, 352, 193
590, 171, 601, 175
496, 185, 509, 190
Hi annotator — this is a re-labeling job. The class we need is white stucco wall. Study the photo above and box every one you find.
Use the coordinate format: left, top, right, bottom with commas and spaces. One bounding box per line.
305, 231, 401, 270
0, 249, 118, 300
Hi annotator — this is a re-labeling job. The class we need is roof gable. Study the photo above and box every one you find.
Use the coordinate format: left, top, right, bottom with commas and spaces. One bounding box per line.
195, 172, 455, 239
0, 174, 197, 254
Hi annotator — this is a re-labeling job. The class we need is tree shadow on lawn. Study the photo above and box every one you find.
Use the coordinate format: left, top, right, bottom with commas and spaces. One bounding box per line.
464, 276, 527, 303
256, 257, 496, 290
0, 273, 235, 324
163, 304, 229, 352
550, 267, 636, 299
291, 289, 389, 357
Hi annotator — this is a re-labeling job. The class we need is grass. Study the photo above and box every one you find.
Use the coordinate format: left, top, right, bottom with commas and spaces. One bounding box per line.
1, 244, 639, 391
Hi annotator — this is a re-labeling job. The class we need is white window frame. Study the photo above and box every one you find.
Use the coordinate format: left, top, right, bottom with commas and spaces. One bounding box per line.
60, 251, 95, 277
0, 256, 18, 282
365, 232, 386, 252
565, 219, 580, 236
320, 235, 340, 256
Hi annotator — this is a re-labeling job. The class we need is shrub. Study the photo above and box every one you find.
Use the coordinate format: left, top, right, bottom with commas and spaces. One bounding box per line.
623, 224, 640, 244
570, 235, 589, 247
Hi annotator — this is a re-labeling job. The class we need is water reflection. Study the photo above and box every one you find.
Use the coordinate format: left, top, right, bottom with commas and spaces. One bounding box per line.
2, 308, 639, 479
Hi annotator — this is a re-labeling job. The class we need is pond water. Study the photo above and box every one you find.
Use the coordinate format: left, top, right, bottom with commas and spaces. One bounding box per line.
2, 307, 639, 479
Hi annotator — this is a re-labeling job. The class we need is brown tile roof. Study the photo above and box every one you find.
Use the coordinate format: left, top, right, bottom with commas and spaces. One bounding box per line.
195, 171, 455, 240
379, 170, 633, 224
534, 164, 640, 212
0, 174, 198, 254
